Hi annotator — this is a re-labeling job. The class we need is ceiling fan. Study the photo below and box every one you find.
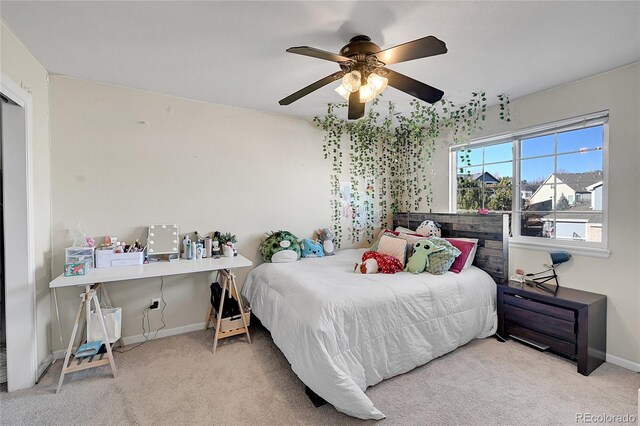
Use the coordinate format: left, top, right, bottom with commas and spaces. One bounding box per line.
279, 35, 447, 119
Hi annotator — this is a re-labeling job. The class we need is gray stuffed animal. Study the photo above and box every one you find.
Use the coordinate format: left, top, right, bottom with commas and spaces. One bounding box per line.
316, 228, 335, 256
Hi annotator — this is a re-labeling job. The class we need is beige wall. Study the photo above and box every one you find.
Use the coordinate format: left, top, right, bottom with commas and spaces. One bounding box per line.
49, 76, 336, 349
0, 22, 52, 369
433, 63, 640, 366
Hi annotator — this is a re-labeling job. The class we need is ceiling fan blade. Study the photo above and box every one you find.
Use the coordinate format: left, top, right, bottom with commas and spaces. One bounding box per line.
348, 91, 365, 120
286, 46, 353, 64
375, 36, 447, 66
384, 69, 444, 104
279, 71, 345, 106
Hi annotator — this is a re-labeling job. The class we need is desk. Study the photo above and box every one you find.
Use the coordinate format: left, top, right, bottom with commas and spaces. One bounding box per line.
49, 255, 252, 392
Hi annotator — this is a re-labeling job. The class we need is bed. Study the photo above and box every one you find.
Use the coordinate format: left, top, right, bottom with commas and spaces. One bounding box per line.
241, 213, 509, 419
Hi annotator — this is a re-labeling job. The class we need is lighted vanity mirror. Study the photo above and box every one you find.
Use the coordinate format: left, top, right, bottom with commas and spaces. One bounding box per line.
147, 224, 179, 255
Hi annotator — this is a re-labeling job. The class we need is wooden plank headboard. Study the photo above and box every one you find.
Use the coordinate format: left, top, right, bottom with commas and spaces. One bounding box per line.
393, 212, 509, 283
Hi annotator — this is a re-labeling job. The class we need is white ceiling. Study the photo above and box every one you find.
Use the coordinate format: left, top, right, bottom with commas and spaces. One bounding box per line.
2, 1, 639, 120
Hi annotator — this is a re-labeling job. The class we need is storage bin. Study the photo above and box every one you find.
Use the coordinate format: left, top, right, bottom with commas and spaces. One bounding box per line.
96, 249, 144, 268
87, 307, 122, 344
217, 309, 251, 332
65, 246, 95, 270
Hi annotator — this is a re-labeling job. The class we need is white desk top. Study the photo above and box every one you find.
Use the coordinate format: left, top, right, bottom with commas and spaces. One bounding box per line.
50, 255, 253, 288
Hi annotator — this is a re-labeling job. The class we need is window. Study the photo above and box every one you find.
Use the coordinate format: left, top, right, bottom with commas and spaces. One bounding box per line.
450, 111, 608, 251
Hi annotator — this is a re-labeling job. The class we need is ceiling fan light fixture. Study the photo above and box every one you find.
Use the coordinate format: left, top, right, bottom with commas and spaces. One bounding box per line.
367, 72, 388, 96
359, 83, 376, 103
334, 84, 351, 101
341, 70, 362, 92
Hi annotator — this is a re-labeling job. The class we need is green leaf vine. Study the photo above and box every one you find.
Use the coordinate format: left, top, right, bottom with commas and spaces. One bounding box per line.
314, 93, 511, 247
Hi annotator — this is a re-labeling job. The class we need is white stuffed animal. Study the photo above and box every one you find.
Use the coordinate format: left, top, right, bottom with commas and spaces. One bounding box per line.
354, 258, 378, 274
416, 220, 442, 238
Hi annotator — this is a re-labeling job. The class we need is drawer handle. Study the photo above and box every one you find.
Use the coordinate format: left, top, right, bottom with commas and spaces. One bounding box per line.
510, 335, 550, 351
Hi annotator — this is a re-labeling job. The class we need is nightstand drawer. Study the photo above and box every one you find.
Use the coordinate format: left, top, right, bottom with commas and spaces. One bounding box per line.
505, 323, 576, 357
503, 304, 576, 342
503, 294, 575, 322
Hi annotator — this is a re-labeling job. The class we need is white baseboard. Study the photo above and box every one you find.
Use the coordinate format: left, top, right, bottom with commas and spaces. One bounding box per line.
121, 322, 207, 346
36, 354, 54, 380
606, 353, 640, 372
52, 321, 208, 360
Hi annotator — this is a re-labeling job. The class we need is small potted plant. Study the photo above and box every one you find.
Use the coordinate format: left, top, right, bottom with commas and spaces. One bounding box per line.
218, 232, 238, 257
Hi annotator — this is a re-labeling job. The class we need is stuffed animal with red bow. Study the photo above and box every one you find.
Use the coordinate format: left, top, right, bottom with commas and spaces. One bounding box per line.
354, 251, 403, 274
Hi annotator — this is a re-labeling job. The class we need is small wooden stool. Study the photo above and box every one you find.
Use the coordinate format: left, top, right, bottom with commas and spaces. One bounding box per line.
204, 270, 251, 353
56, 287, 117, 393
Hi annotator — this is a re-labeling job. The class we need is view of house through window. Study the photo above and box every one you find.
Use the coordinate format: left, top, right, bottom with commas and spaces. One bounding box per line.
454, 117, 606, 245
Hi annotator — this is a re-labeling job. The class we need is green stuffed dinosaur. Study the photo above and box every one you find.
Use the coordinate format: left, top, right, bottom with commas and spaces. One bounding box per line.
404, 239, 445, 274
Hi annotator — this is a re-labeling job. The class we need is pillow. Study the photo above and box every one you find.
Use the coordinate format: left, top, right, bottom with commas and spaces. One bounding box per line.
362, 251, 403, 274
424, 237, 461, 275
447, 238, 479, 270
416, 220, 442, 238
446, 239, 477, 274
394, 226, 416, 234
370, 229, 399, 251
376, 235, 408, 265
371, 229, 420, 262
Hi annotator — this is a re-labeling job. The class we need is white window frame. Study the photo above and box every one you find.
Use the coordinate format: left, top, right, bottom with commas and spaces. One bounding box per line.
449, 111, 610, 258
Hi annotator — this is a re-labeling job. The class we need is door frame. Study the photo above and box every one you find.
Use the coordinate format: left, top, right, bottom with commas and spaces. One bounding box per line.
1, 71, 37, 391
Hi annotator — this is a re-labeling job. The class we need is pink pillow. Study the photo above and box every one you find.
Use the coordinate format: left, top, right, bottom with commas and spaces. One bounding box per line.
446, 239, 476, 274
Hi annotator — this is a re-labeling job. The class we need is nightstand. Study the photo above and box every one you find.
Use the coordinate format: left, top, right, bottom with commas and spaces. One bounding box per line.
497, 281, 606, 376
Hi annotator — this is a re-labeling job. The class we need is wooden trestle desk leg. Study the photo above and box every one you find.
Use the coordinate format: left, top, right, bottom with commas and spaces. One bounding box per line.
56, 291, 86, 393
229, 272, 251, 344
211, 270, 251, 353
56, 288, 117, 393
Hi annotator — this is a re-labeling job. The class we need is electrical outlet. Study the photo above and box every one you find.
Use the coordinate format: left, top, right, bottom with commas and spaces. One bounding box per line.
150, 297, 161, 310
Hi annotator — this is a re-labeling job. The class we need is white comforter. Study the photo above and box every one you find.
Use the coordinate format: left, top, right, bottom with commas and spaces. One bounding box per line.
242, 249, 497, 419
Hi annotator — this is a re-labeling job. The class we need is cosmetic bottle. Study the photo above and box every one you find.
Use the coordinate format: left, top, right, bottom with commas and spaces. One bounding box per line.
183, 235, 191, 259
204, 237, 211, 258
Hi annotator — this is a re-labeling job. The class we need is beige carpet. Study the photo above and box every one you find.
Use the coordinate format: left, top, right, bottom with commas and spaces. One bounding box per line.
0, 326, 638, 425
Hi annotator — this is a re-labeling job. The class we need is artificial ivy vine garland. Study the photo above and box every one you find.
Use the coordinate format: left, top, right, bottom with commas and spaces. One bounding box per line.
314, 93, 511, 247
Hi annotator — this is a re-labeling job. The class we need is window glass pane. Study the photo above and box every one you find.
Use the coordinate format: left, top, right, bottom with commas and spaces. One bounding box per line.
557, 125, 603, 154
520, 156, 555, 185
457, 146, 483, 168
552, 212, 603, 243
457, 189, 483, 212
484, 142, 513, 163
521, 134, 554, 158
520, 212, 549, 238
485, 162, 512, 182
457, 166, 483, 185
556, 151, 603, 175
485, 184, 512, 212
523, 184, 555, 211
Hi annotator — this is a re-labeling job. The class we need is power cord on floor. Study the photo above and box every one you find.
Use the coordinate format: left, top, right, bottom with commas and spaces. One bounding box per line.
114, 277, 167, 353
